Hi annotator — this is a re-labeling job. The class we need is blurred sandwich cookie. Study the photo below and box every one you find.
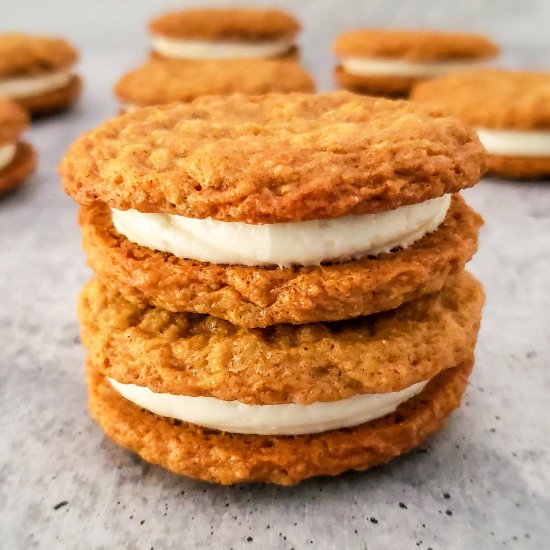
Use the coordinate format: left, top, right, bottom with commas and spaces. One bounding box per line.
334, 29, 499, 97
0, 33, 82, 115
412, 70, 550, 179
149, 7, 300, 60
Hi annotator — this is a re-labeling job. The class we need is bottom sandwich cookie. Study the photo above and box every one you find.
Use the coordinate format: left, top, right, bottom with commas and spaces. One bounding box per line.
81, 271, 483, 485
88, 359, 473, 485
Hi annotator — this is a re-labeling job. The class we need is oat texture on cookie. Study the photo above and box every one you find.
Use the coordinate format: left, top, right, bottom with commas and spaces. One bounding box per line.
60, 92, 485, 223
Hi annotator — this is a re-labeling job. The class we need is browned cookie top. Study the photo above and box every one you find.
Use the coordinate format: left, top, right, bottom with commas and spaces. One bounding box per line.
334, 30, 499, 61
114, 58, 315, 106
411, 70, 550, 130
149, 8, 299, 41
0, 98, 28, 144
0, 33, 78, 77
60, 92, 485, 223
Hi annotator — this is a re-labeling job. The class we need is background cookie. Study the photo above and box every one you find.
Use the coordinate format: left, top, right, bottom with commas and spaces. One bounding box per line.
333, 30, 499, 97
149, 8, 299, 60
411, 70, 550, 178
115, 58, 314, 108
0, 33, 81, 115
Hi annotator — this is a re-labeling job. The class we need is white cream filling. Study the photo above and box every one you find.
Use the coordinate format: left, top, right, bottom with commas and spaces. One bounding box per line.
477, 128, 550, 157
0, 69, 72, 99
111, 194, 450, 267
108, 377, 428, 435
0, 143, 16, 171
151, 35, 295, 59
342, 57, 484, 78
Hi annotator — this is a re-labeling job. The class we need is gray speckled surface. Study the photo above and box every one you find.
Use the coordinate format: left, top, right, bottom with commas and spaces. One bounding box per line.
1, 1, 549, 549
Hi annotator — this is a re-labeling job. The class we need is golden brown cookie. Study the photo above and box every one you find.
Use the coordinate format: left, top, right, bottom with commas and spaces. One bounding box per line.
78, 195, 482, 327
334, 30, 499, 62
0, 34, 81, 115
333, 30, 499, 98
79, 271, 483, 404
411, 70, 550, 129
0, 142, 37, 194
0, 33, 77, 77
486, 155, 550, 179
59, 92, 486, 223
115, 59, 314, 107
17, 75, 82, 116
149, 8, 299, 42
411, 70, 550, 178
88, 358, 473, 485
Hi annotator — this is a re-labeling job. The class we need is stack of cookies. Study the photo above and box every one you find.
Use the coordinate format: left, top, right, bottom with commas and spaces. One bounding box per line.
60, 92, 486, 485
114, 58, 314, 111
114, 7, 310, 111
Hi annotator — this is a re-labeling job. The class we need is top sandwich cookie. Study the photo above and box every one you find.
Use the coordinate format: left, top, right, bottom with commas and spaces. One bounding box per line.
0, 98, 37, 193
115, 58, 315, 109
0, 33, 82, 115
149, 7, 300, 60
60, 92, 485, 326
411, 70, 550, 178
333, 29, 499, 98
61, 92, 484, 222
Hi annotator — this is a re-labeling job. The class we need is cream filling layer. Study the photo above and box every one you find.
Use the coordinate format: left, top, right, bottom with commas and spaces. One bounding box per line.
151, 35, 295, 59
111, 194, 450, 267
0, 69, 72, 99
0, 143, 16, 170
108, 377, 428, 435
341, 56, 484, 77
477, 128, 550, 157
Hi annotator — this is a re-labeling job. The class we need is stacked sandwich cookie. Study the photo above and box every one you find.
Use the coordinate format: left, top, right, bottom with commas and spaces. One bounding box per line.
412, 70, 550, 179
60, 92, 486, 485
0, 34, 82, 115
149, 7, 300, 60
0, 98, 37, 194
333, 30, 499, 98
115, 58, 314, 111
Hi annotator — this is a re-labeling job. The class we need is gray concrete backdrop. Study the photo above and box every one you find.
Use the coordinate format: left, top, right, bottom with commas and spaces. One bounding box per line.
1, 1, 549, 549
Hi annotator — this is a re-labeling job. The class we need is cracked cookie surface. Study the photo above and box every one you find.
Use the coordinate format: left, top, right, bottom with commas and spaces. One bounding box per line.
60, 92, 486, 223
334, 30, 499, 62
88, 359, 473, 485
79, 271, 483, 404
